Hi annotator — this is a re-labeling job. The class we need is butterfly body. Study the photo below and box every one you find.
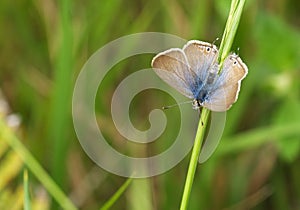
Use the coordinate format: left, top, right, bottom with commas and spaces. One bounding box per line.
151, 40, 248, 112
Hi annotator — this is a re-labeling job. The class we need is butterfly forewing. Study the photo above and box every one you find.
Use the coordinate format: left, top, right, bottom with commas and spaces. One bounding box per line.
183, 40, 219, 83
151, 49, 194, 98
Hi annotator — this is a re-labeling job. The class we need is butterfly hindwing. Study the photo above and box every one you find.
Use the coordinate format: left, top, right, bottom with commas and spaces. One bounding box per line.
216, 53, 248, 88
202, 54, 248, 111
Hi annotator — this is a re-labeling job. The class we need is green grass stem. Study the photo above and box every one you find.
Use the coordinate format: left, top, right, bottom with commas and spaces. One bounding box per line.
100, 178, 133, 210
180, 109, 210, 210
217, 122, 300, 156
179, 0, 247, 209
23, 169, 31, 210
48, 0, 73, 187
0, 120, 77, 210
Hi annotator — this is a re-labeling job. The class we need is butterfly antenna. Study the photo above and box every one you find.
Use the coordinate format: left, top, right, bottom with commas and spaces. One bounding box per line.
212, 37, 220, 46
162, 100, 193, 110
236, 47, 240, 56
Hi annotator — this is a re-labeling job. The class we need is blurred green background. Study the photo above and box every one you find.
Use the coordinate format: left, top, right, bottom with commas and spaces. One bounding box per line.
0, 0, 300, 209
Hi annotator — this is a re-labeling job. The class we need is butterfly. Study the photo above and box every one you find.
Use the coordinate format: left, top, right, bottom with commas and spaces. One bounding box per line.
151, 40, 248, 112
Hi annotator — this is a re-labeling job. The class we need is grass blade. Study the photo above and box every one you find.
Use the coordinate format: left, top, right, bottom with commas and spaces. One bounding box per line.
0, 119, 77, 210
23, 169, 31, 210
179, 0, 247, 209
100, 178, 133, 210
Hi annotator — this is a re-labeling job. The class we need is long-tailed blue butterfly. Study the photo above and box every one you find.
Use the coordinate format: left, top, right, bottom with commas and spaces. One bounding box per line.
151, 40, 248, 112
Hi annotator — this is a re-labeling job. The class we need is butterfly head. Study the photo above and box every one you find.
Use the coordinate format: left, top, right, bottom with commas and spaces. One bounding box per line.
192, 99, 201, 110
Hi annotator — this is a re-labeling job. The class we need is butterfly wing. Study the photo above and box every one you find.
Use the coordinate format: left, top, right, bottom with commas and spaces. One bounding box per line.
151, 48, 195, 98
183, 40, 219, 83
202, 54, 248, 112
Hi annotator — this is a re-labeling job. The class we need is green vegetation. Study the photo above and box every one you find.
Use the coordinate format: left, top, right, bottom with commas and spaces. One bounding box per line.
0, 0, 300, 209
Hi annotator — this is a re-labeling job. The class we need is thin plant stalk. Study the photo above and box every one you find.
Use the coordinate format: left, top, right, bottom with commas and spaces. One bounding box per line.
180, 109, 210, 210
0, 120, 77, 210
23, 169, 31, 210
179, 0, 247, 209
100, 178, 133, 210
